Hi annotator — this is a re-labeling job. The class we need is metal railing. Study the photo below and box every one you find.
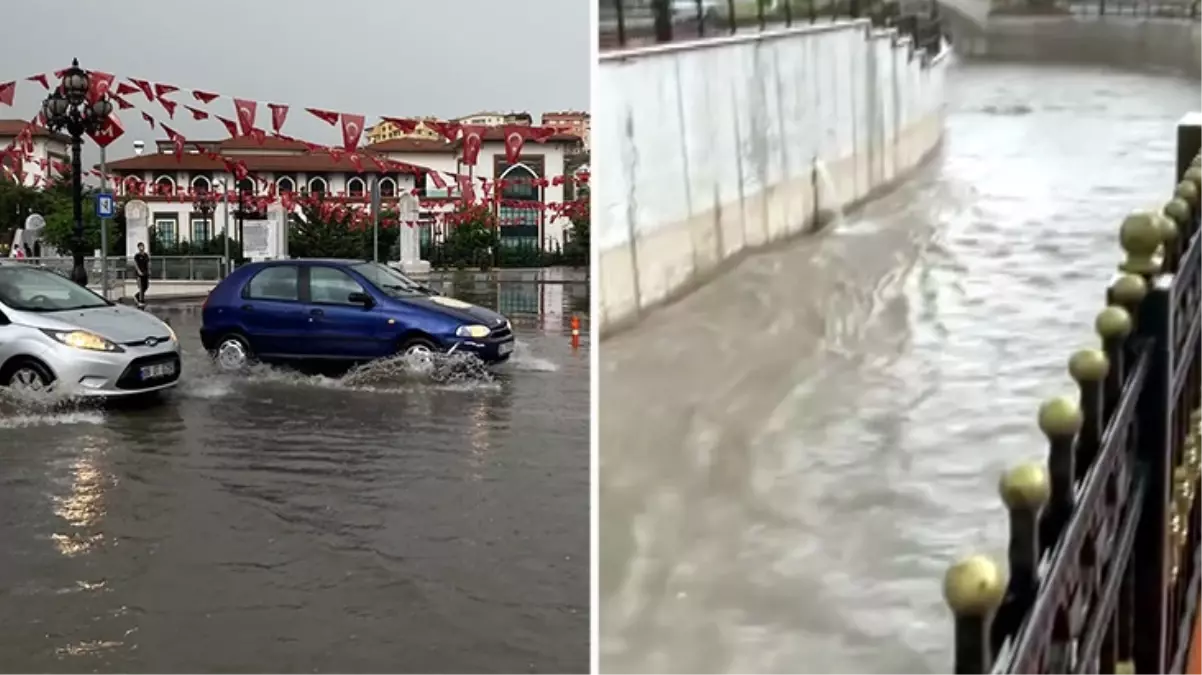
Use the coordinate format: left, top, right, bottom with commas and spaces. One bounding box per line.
600, 0, 945, 52
943, 114, 1202, 673
987, 0, 1199, 17
16, 255, 229, 284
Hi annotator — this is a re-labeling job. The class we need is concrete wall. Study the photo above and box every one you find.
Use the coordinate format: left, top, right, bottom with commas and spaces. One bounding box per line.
946, 14, 1202, 77
595, 21, 950, 336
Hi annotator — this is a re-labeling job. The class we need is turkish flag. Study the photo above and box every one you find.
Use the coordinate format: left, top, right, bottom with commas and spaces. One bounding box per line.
158, 97, 177, 118
26, 74, 49, 90
153, 83, 179, 99
185, 105, 208, 120
306, 107, 340, 125
528, 126, 557, 142
502, 125, 526, 165
428, 171, 446, 190
192, 90, 219, 104
426, 121, 461, 143
340, 113, 365, 151
86, 71, 115, 104
233, 98, 257, 135
113, 95, 134, 110
87, 114, 125, 148
0, 81, 14, 107
127, 78, 153, 100
141, 111, 155, 129
115, 82, 139, 96
460, 126, 484, 166
381, 117, 419, 134
268, 103, 289, 133
161, 124, 185, 160
215, 115, 239, 138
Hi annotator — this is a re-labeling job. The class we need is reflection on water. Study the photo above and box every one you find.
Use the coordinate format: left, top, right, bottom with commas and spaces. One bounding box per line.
0, 280, 591, 674
598, 63, 1201, 673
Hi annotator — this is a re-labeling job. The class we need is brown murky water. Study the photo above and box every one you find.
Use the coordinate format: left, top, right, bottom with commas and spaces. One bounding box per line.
0, 281, 590, 674
598, 62, 1200, 673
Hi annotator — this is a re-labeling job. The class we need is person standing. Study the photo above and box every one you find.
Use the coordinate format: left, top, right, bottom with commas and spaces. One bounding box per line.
134, 242, 150, 308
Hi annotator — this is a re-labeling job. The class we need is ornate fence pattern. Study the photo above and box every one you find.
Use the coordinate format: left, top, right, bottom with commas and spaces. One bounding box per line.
942, 113, 1202, 674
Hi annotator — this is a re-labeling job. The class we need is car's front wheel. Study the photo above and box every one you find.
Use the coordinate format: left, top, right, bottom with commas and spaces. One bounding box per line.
1, 358, 56, 394
213, 334, 255, 372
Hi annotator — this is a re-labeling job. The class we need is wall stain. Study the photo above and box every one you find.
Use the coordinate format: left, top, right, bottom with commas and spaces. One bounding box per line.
622, 108, 644, 316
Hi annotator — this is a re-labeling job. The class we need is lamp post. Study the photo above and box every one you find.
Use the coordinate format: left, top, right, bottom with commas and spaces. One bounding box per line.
41, 58, 113, 286
192, 187, 216, 244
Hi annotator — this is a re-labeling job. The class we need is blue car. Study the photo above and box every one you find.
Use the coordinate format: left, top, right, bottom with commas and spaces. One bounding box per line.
199, 259, 515, 370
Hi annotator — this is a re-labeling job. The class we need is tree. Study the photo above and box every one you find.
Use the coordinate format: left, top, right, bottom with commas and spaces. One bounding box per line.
564, 183, 589, 266
443, 201, 500, 270
288, 194, 399, 260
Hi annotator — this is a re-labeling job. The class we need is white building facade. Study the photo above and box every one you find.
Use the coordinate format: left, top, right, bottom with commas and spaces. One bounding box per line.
101, 132, 582, 253
0, 120, 70, 188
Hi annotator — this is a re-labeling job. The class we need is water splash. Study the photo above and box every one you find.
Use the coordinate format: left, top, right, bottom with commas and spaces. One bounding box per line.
0, 389, 105, 428
505, 340, 561, 373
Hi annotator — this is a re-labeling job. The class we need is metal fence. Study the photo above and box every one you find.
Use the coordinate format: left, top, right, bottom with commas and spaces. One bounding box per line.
600, 0, 945, 52
988, 0, 1199, 17
943, 114, 1202, 673
17, 255, 228, 284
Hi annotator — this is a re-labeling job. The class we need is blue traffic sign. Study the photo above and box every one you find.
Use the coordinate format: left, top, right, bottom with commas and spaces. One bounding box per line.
95, 192, 115, 219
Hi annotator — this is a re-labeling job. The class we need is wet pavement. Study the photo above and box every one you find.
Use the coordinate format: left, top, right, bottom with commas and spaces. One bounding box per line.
598, 62, 1201, 673
0, 281, 590, 674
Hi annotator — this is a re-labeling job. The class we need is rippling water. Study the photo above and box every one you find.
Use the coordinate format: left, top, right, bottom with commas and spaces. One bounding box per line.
598, 62, 1201, 673
0, 282, 590, 673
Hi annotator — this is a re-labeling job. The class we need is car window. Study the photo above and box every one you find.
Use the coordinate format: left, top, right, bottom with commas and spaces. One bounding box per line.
350, 262, 428, 296
0, 265, 109, 312
244, 266, 300, 302
309, 266, 366, 305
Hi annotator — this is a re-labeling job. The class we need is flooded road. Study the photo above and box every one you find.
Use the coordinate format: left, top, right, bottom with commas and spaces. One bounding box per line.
0, 281, 590, 674
598, 63, 1201, 673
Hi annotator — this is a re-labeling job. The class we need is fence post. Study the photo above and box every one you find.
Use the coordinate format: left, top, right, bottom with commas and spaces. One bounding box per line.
997, 461, 1051, 643
652, 0, 673, 42
615, 0, 627, 46
1118, 210, 1172, 675
943, 555, 1006, 674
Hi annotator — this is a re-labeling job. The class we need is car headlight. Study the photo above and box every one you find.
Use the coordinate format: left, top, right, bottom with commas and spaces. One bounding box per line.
456, 324, 491, 339
43, 329, 123, 353
165, 324, 178, 344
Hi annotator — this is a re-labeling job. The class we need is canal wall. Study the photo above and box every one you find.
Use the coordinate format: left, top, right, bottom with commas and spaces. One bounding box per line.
946, 13, 1202, 77
595, 21, 951, 336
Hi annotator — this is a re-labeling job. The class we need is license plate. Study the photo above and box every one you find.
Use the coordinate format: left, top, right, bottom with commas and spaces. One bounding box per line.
139, 362, 176, 380
498, 342, 514, 356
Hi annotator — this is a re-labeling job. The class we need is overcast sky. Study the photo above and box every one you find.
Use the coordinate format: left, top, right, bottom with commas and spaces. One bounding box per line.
2, 0, 590, 164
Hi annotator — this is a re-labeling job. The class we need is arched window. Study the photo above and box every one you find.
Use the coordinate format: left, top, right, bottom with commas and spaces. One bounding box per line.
123, 175, 143, 196
237, 178, 255, 194
191, 175, 211, 193
346, 177, 366, 198
308, 176, 327, 195
154, 175, 176, 196
378, 177, 396, 198
497, 163, 540, 249
277, 176, 295, 194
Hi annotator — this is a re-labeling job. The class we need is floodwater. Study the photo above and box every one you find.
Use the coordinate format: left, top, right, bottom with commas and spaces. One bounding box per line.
0, 281, 590, 674
598, 62, 1201, 673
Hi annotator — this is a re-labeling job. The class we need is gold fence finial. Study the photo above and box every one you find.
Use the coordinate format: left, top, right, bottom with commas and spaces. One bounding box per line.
1118, 211, 1163, 275
1068, 348, 1109, 384
999, 462, 1050, 512
1095, 304, 1134, 340
943, 555, 1005, 616
1038, 396, 1083, 438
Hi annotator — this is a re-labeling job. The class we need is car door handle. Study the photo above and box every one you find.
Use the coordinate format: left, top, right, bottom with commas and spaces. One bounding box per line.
240, 304, 253, 311
309, 308, 324, 317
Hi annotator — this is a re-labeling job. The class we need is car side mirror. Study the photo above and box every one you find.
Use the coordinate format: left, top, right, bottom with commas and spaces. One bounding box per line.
347, 291, 374, 307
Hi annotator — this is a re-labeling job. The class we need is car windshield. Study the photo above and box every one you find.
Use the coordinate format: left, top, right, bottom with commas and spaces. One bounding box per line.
0, 265, 111, 312
350, 262, 432, 297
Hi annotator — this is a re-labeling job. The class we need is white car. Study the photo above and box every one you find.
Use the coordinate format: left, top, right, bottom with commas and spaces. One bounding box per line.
0, 261, 180, 397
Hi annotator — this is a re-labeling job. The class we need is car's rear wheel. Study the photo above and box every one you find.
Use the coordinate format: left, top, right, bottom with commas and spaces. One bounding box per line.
213, 334, 254, 372
1, 358, 55, 394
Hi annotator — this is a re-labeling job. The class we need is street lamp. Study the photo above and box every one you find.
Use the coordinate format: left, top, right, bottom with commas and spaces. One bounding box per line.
192, 187, 217, 241
41, 58, 113, 286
